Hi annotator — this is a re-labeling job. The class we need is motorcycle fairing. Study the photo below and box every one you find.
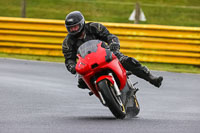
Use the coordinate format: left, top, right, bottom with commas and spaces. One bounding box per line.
76, 40, 127, 97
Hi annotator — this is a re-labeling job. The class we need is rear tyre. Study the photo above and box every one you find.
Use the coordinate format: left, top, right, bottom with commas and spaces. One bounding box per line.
126, 95, 140, 117
98, 79, 126, 119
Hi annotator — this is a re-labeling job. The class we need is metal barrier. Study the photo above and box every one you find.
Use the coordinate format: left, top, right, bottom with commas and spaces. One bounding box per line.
0, 17, 199, 65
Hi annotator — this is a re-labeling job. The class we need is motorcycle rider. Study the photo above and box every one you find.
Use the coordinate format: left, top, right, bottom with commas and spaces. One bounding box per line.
62, 11, 163, 89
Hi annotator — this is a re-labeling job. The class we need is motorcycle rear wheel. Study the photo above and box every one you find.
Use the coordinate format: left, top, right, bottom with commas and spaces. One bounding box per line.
98, 79, 126, 119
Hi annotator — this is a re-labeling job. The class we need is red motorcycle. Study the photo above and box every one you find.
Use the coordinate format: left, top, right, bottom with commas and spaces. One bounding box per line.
75, 40, 140, 119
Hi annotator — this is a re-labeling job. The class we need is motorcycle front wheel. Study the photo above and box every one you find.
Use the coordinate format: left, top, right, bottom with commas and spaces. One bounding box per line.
98, 79, 126, 119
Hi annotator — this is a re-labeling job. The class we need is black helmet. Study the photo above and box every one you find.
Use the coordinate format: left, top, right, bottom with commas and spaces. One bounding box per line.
65, 11, 85, 36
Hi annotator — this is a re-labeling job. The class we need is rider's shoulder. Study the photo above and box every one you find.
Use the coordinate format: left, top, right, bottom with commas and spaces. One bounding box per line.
87, 22, 105, 32
62, 35, 74, 49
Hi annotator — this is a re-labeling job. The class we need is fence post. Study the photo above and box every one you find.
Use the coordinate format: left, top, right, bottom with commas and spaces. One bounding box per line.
135, 2, 140, 24
21, 0, 26, 18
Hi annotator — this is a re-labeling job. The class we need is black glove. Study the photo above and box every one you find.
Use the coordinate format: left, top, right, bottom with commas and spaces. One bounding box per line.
67, 63, 76, 74
109, 43, 120, 51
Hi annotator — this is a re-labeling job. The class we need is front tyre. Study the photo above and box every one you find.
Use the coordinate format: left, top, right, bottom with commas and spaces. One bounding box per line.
98, 79, 126, 119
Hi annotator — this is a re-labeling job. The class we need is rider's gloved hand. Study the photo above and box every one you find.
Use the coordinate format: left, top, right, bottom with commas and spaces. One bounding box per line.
67, 63, 76, 74
109, 43, 120, 51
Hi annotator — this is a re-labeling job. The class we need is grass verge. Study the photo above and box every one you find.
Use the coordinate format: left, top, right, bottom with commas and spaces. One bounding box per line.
0, 52, 199, 74
0, 0, 199, 27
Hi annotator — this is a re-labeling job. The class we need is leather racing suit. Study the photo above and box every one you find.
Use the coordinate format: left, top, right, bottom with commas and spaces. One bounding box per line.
62, 22, 163, 88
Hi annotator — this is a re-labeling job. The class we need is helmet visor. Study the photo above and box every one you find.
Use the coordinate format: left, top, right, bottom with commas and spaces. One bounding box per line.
66, 19, 84, 35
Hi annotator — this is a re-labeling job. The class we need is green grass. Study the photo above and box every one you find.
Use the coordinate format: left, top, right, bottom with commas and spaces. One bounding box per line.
0, 52, 64, 63
142, 62, 200, 74
0, 52, 199, 74
0, 0, 200, 27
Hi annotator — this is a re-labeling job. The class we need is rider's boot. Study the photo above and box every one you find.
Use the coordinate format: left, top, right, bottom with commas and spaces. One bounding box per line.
78, 76, 95, 96
78, 77, 89, 89
114, 51, 163, 88
146, 73, 163, 88
125, 57, 163, 88
78, 77, 94, 96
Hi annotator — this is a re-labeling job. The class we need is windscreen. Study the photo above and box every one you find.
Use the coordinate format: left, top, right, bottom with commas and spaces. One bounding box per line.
77, 40, 101, 58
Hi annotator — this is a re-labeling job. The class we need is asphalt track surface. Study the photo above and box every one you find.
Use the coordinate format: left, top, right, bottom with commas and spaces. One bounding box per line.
0, 58, 200, 133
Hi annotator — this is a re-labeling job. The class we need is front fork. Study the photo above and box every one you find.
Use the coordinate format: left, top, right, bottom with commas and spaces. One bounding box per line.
108, 73, 121, 96
95, 73, 123, 107
95, 73, 139, 115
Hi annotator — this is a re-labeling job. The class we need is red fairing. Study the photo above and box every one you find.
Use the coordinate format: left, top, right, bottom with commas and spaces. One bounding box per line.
75, 41, 127, 97
96, 75, 114, 90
